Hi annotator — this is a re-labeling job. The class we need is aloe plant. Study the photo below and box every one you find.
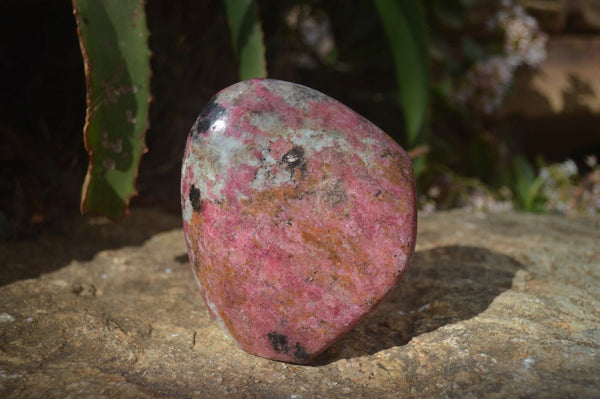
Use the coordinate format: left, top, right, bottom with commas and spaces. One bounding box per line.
73, 0, 151, 220
72, 0, 267, 220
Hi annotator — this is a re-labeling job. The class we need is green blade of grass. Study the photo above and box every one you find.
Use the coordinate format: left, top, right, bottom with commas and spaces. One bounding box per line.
73, 0, 151, 220
223, 0, 267, 80
374, 0, 429, 148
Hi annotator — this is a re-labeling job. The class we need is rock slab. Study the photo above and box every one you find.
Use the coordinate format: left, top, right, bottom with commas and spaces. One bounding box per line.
1, 208, 599, 398
180, 79, 416, 362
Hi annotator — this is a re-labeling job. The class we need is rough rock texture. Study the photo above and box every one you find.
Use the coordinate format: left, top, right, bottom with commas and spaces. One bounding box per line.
1, 208, 599, 398
181, 79, 416, 363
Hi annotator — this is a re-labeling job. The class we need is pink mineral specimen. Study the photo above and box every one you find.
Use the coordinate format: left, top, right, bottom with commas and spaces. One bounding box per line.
181, 79, 416, 363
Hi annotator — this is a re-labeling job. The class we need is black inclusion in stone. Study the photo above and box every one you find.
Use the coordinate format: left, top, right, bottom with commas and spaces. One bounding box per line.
293, 342, 310, 360
194, 96, 226, 135
282, 146, 306, 173
189, 185, 202, 213
267, 332, 289, 354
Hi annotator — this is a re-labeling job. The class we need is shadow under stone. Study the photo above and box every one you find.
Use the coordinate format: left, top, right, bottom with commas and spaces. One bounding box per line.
312, 245, 522, 365
0, 207, 181, 286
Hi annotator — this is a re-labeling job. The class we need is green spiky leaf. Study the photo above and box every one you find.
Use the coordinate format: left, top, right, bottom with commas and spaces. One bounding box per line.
223, 0, 267, 80
73, 0, 151, 220
374, 0, 429, 148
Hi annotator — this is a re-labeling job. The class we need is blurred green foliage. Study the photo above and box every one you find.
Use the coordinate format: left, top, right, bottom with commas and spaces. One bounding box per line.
70, 0, 569, 220
73, 0, 433, 219
373, 0, 428, 149
502, 156, 547, 212
374, 0, 429, 180
223, 0, 267, 80
3, 0, 596, 241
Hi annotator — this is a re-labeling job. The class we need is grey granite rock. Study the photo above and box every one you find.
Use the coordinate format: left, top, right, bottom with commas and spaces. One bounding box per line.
1, 208, 599, 398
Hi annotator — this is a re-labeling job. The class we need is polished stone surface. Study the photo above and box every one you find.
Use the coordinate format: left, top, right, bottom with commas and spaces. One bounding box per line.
181, 79, 417, 362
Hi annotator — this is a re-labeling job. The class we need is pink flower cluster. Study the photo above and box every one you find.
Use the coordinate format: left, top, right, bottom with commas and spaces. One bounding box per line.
455, 0, 548, 114
455, 56, 513, 114
491, 0, 548, 68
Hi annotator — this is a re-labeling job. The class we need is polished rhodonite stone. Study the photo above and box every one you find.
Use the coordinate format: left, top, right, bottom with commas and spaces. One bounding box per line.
181, 79, 416, 363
